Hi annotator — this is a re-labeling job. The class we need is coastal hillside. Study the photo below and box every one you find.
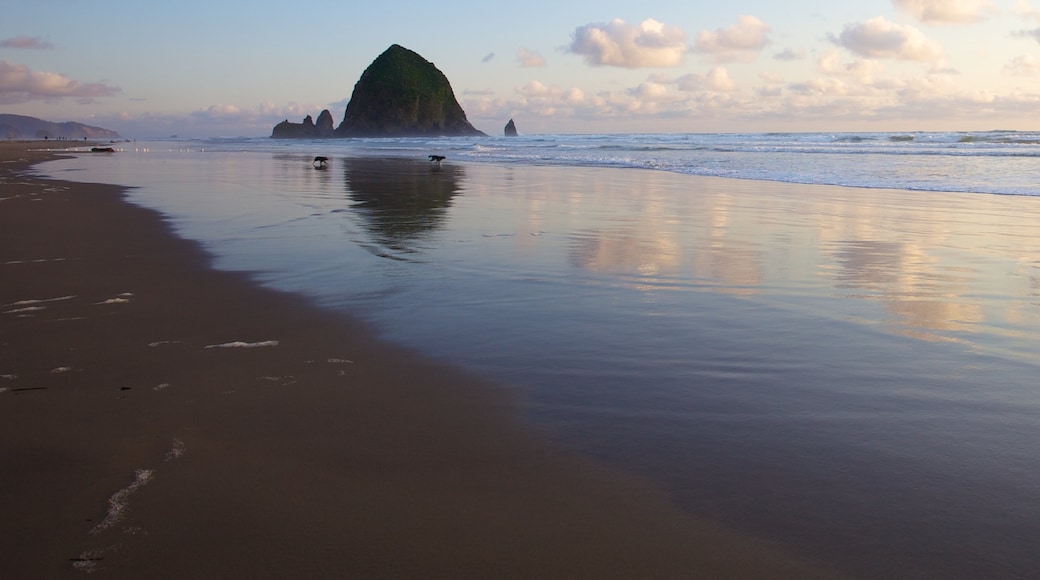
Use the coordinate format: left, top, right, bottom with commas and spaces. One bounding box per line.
0, 114, 121, 140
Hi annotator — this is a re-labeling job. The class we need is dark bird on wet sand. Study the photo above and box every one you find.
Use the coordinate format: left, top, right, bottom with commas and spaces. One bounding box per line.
429, 155, 445, 165
313, 156, 328, 168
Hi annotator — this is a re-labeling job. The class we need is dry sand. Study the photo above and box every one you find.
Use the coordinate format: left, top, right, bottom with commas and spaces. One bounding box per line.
0, 142, 841, 579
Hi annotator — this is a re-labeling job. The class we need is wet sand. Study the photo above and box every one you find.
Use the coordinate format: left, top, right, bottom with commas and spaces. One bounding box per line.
0, 142, 839, 579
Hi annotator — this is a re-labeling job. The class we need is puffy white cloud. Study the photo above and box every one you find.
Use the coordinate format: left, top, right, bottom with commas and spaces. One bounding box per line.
0, 36, 54, 49
0, 60, 119, 104
517, 48, 546, 68
892, 0, 998, 24
1004, 53, 1040, 75
676, 67, 737, 92
833, 17, 943, 62
818, 50, 886, 83
568, 18, 687, 68
694, 15, 771, 62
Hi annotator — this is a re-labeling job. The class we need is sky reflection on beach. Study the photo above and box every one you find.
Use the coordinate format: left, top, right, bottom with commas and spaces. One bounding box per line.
42, 148, 1040, 578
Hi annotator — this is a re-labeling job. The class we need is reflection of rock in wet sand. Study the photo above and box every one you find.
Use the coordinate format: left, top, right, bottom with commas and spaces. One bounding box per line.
344, 158, 465, 252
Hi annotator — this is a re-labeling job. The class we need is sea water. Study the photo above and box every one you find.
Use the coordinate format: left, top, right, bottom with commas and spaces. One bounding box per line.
40, 132, 1040, 578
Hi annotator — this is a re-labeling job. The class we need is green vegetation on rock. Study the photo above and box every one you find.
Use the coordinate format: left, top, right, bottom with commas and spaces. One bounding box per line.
335, 45, 484, 137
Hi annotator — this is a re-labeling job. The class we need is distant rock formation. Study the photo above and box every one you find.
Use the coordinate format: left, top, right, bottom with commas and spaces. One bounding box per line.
336, 45, 485, 137
271, 45, 485, 139
504, 118, 518, 136
0, 114, 121, 140
271, 109, 337, 138
315, 109, 335, 135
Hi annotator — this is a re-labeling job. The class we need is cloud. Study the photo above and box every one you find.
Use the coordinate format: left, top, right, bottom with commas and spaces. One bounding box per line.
676, 67, 737, 92
1012, 28, 1040, 43
1015, 0, 1040, 20
517, 48, 546, 68
773, 48, 805, 61
833, 17, 943, 62
694, 15, 771, 62
1004, 53, 1040, 75
0, 60, 120, 104
568, 18, 687, 68
100, 101, 331, 138
818, 50, 886, 83
481, 52, 495, 63
0, 36, 54, 49
892, 0, 998, 24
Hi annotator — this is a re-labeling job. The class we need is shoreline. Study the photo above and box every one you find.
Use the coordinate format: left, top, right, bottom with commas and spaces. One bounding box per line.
0, 142, 837, 578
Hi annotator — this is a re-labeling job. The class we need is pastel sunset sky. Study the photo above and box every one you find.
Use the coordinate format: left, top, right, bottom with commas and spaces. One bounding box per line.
2, 0, 1039, 137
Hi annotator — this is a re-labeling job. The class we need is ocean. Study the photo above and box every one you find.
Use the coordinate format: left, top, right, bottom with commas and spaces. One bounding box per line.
41, 132, 1040, 578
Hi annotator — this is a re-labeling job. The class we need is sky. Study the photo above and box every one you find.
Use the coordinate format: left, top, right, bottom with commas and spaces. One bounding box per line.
2, 0, 1039, 137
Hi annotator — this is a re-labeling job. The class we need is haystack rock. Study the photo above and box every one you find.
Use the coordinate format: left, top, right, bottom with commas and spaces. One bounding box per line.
504, 118, 518, 136
335, 44, 485, 137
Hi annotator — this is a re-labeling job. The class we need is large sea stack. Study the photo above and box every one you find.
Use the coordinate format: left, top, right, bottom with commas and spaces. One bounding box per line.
334, 44, 485, 137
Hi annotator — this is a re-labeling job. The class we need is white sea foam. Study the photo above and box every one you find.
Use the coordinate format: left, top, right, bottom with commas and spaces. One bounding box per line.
327, 358, 354, 364
94, 298, 131, 305
0, 387, 8, 394
71, 548, 105, 573
3, 305, 45, 314
153, 383, 170, 391
148, 340, 181, 347
6, 295, 75, 306
90, 468, 154, 534
51, 366, 72, 373
164, 438, 185, 461
3, 257, 66, 265
204, 340, 279, 349
1, 374, 17, 380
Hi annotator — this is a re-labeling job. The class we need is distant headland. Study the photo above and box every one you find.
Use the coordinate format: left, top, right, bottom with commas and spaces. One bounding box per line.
273, 44, 486, 139
1, 114, 121, 141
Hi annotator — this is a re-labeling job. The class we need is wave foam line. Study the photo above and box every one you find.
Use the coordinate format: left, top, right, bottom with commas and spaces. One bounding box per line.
204, 340, 279, 349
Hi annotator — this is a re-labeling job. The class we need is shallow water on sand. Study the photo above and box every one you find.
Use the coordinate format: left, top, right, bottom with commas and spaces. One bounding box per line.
45, 147, 1040, 578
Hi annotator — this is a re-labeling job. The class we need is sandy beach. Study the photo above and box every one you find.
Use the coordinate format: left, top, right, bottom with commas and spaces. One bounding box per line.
0, 142, 839, 578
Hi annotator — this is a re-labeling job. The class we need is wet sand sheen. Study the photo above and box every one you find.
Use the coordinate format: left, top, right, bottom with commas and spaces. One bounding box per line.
0, 142, 838, 578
